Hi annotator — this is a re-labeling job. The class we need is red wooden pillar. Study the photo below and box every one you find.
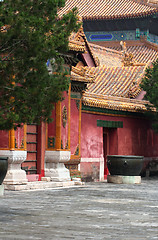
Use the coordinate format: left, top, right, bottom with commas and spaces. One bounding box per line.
55, 101, 62, 150
37, 122, 46, 179
9, 129, 15, 150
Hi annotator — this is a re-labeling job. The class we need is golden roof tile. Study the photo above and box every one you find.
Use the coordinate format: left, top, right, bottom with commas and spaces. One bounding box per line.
82, 65, 152, 112
58, 0, 157, 20
85, 65, 145, 98
89, 43, 122, 67
68, 41, 85, 52
105, 39, 158, 64
68, 23, 86, 52
82, 92, 155, 112
71, 66, 95, 83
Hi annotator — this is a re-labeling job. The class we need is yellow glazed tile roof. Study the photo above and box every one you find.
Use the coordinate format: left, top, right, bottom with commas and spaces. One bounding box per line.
107, 41, 158, 64
71, 66, 95, 83
82, 92, 154, 112
58, 0, 157, 20
68, 23, 86, 52
85, 65, 145, 98
89, 43, 122, 67
82, 65, 153, 112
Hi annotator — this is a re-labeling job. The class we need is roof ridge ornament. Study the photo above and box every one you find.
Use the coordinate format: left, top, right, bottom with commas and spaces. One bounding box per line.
120, 41, 135, 66
120, 41, 144, 67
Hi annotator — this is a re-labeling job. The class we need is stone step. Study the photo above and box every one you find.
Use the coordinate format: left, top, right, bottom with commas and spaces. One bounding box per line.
4, 180, 84, 191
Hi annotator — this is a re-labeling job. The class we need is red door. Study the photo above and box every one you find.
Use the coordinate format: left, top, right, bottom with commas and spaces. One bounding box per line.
103, 129, 109, 179
21, 124, 38, 175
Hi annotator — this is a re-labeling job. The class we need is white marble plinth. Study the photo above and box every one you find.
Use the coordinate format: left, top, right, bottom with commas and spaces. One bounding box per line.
45, 151, 71, 182
0, 150, 28, 185
0, 184, 4, 196
107, 175, 141, 184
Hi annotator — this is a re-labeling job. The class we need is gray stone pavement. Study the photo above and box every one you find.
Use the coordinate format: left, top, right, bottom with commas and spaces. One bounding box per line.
0, 178, 158, 240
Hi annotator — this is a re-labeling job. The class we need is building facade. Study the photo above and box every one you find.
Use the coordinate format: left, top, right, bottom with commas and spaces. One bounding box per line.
1, 0, 158, 187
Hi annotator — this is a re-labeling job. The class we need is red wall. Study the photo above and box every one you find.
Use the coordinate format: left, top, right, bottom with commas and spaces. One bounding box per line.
61, 91, 69, 149
81, 113, 103, 158
70, 99, 79, 155
117, 118, 158, 157
0, 130, 9, 149
81, 112, 158, 158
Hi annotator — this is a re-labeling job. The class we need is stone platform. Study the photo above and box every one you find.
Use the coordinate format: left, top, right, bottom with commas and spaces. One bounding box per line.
0, 184, 4, 196
107, 175, 141, 184
4, 180, 84, 191
1, 178, 158, 239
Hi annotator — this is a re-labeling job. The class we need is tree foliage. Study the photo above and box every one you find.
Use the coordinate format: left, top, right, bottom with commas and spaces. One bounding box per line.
140, 58, 158, 132
0, 0, 79, 130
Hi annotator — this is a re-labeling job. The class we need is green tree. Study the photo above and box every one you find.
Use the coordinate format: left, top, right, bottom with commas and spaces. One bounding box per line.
0, 0, 79, 130
140, 58, 158, 132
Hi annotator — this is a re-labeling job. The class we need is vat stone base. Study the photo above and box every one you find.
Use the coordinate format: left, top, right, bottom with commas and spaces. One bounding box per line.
107, 175, 141, 184
0, 150, 28, 185
45, 151, 71, 182
0, 184, 4, 196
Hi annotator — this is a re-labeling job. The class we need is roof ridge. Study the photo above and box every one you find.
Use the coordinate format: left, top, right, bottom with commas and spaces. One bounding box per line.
58, 0, 158, 21
89, 43, 122, 56
132, 0, 155, 7
140, 37, 158, 51
95, 65, 145, 70
83, 92, 149, 104
84, 41, 100, 67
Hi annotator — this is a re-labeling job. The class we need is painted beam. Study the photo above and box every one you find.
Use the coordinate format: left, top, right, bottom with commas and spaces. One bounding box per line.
97, 120, 123, 128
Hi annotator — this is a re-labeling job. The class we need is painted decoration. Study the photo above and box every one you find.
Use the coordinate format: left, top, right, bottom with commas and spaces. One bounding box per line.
62, 106, 67, 128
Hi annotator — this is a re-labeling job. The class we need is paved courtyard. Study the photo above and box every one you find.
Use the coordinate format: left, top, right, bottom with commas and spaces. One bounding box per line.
0, 178, 158, 240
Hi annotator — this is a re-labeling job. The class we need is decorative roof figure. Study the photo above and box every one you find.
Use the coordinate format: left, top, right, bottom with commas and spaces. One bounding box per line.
120, 41, 136, 66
